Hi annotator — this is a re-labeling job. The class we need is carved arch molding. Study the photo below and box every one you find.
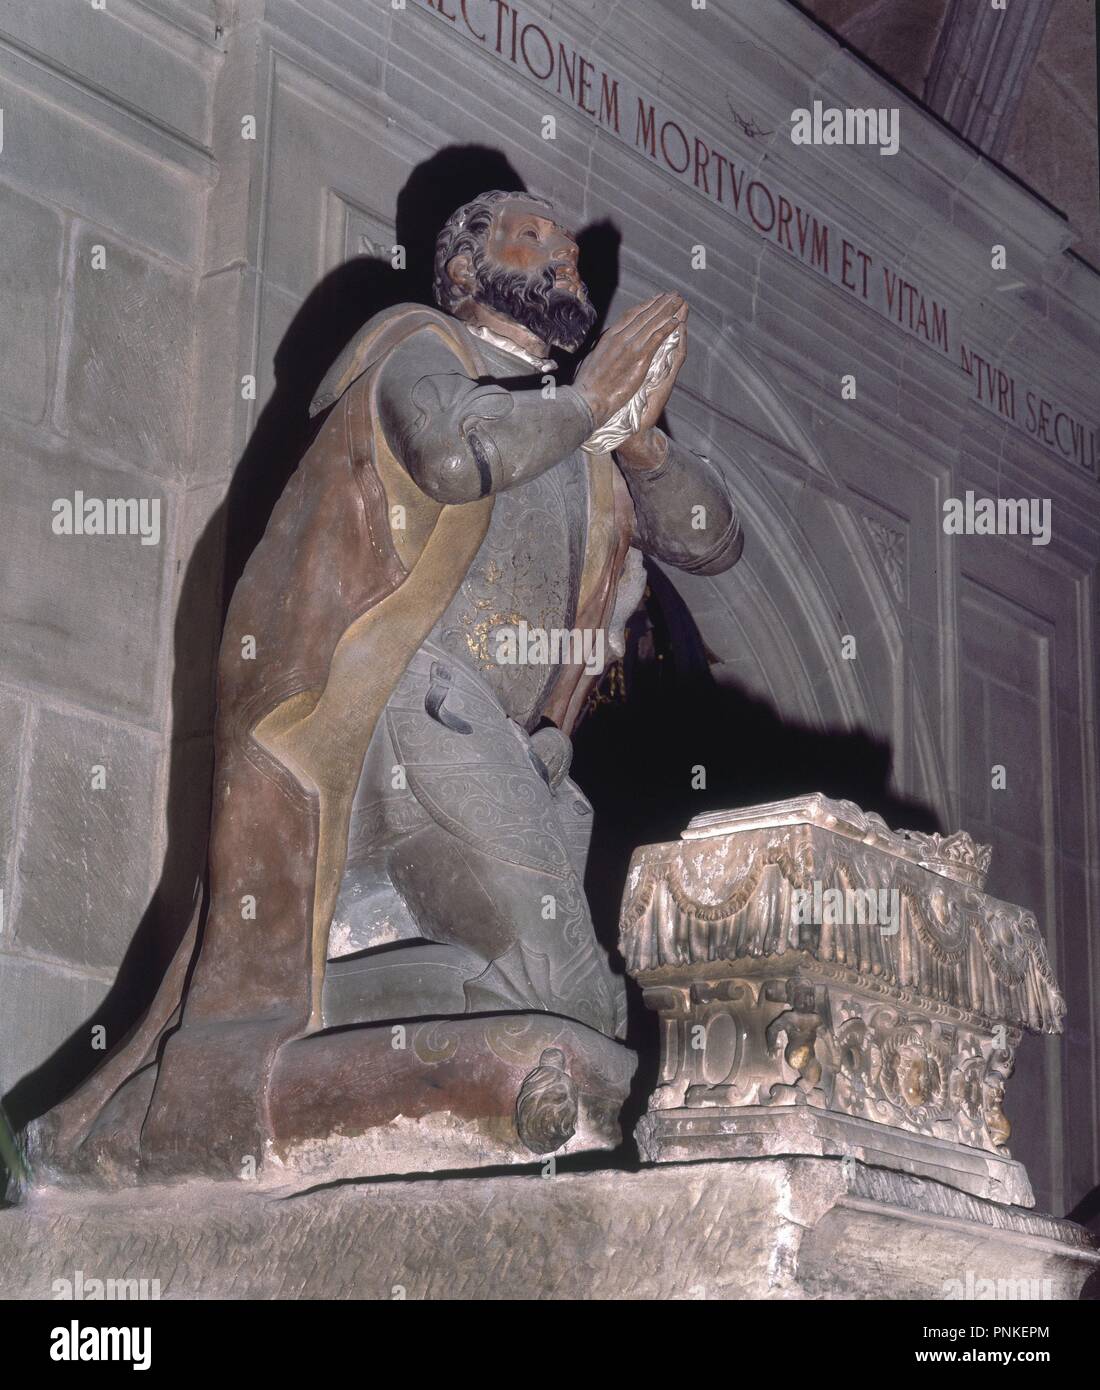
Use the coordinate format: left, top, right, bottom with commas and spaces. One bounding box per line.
658, 313, 950, 826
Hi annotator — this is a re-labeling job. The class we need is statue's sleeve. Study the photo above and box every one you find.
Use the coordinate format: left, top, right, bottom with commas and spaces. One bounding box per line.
375, 328, 595, 503
617, 431, 744, 576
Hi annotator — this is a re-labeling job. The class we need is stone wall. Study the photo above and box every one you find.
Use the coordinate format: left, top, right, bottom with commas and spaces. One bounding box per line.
2, 0, 1097, 1221
0, 0, 224, 1127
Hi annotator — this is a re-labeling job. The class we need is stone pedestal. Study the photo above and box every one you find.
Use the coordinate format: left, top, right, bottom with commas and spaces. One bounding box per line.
637, 1106, 1035, 1206
1, 1156, 1095, 1300
620, 795, 1066, 1208
6, 796, 1089, 1300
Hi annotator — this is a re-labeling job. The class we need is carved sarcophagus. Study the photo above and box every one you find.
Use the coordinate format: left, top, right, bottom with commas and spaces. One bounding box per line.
620, 795, 1065, 1207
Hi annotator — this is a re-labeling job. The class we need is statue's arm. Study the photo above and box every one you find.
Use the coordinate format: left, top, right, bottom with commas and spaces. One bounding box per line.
376, 329, 594, 503
616, 429, 744, 576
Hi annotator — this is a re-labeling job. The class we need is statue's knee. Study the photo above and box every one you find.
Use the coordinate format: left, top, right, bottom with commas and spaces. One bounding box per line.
387, 831, 522, 957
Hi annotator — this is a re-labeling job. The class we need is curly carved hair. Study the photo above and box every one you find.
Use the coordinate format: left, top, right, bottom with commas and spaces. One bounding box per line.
432, 189, 555, 313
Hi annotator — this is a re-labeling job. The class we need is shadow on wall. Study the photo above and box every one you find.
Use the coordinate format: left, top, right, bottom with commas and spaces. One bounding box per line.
1072, 1182, 1100, 1298
3, 143, 938, 1174
571, 558, 940, 1135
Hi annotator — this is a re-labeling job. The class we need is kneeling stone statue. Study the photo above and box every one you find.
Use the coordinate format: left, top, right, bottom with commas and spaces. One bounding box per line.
29, 189, 743, 1187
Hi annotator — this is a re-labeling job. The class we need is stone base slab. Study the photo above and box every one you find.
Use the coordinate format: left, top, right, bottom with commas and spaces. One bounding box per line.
636, 1105, 1034, 1206
2, 1155, 1094, 1300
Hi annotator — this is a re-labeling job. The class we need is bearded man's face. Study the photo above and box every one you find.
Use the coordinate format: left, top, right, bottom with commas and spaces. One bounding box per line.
470, 199, 597, 351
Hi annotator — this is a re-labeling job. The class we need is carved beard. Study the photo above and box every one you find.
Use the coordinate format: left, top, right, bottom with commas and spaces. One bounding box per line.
472, 258, 597, 352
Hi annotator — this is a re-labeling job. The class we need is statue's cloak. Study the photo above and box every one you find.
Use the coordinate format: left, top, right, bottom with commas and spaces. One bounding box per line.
32, 303, 636, 1182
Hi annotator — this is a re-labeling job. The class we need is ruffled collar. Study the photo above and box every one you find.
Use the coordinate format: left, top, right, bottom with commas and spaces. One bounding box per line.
464, 323, 557, 373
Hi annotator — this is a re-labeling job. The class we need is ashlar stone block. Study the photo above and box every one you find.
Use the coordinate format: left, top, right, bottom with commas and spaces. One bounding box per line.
58, 228, 194, 481
12, 707, 161, 974
0, 184, 63, 425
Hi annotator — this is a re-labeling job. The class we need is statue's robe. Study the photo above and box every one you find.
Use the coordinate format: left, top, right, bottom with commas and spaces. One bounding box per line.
32, 302, 742, 1182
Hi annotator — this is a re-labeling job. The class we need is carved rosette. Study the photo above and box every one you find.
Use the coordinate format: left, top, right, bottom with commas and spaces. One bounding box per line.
621, 796, 1065, 1204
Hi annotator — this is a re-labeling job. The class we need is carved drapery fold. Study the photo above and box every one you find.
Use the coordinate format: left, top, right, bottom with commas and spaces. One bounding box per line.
621, 794, 1063, 1034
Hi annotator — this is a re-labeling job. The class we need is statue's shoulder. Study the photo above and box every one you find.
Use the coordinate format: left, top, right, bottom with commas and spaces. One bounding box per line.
309, 303, 479, 418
